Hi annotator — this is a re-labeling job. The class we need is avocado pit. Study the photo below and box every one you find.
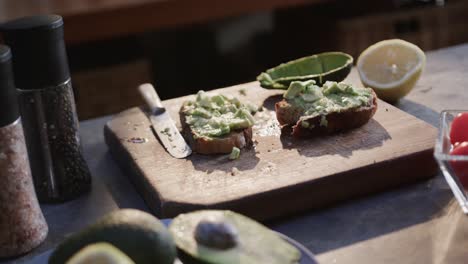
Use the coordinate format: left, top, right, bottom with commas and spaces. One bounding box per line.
194, 218, 239, 250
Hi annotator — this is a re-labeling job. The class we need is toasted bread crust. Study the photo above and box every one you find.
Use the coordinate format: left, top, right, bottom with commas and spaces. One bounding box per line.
180, 108, 253, 154
275, 90, 378, 137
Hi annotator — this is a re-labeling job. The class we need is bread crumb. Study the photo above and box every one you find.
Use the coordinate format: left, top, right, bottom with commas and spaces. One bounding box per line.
127, 137, 148, 143
231, 167, 239, 176
261, 162, 277, 174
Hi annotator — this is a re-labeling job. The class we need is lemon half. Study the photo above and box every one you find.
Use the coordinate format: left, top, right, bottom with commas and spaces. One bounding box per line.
357, 39, 426, 102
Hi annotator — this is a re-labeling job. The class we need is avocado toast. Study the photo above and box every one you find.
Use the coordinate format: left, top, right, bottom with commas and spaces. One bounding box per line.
180, 91, 256, 154
276, 80, 377, 137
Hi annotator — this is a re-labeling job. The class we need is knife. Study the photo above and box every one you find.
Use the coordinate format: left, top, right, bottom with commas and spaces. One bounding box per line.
138, 83, 192, 158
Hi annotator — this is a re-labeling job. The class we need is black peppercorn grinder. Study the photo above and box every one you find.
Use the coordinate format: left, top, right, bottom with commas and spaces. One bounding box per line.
0, 15, 92, 203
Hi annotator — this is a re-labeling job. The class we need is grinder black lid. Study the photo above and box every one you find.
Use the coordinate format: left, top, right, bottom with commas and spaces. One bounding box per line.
0, 15, 70, 90
0, 45, 19, 127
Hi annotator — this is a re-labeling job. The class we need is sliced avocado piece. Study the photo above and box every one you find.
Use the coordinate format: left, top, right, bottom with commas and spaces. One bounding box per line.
169, 210, 301, 264
285, 80, 373, 118
284, 81, 306, 99
49, 209, 176, 264
229, 147, 240, 160
65, 242, 135, 264
182, 92, 256, 139
257, 52, 353, 89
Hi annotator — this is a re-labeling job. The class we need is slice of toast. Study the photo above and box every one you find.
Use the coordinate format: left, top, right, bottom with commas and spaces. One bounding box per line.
275, 82, 378, 138
180, 111, 253, 154
179, 92, 254, 154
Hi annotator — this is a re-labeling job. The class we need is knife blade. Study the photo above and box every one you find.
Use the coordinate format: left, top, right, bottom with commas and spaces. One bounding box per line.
138, 83, 192, 158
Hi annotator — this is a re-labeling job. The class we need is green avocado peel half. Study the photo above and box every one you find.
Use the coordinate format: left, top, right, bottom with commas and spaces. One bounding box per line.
169, 210, 301, 264
49, 209, 176, 264
65, 243, 135, 264
257, 52, 353, 89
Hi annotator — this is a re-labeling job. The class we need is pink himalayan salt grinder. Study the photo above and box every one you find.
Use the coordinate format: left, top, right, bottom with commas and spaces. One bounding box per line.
0, 45, 48, 258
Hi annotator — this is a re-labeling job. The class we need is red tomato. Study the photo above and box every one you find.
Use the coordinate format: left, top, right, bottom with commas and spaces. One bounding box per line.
450, 142, 468, 190
450, 113, 468, 145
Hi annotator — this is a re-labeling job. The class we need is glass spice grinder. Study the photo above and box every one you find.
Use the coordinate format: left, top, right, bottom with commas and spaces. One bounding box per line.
0, 15, 92, 203
0, 45, 48, 258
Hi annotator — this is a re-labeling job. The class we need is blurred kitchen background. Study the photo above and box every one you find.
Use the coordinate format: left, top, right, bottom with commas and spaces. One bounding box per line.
0, 0, 466, 120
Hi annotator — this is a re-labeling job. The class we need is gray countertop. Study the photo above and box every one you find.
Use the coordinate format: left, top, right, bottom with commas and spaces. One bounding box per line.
3, 43, 468, 264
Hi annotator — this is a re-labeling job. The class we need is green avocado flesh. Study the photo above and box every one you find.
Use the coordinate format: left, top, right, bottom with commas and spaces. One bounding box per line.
257, 52, 353, 89
229, 147, 241, 160
285, 80, 373, 125
66, 243, 135, 264
182, 91, 255, 139
169, 210, 301, 264
49, 209, 176, 264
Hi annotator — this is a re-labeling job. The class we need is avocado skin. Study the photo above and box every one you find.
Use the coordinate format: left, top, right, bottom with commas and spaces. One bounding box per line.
258, 52, 353, 89
49, 209, 176, 264
275, 62, 352, 88
177, 249, 208, 264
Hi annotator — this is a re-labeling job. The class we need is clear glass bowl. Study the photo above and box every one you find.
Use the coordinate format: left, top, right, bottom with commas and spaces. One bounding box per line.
434, 110, 468, 213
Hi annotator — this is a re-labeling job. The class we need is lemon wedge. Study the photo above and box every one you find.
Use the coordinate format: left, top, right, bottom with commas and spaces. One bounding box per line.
357, 39, 425, 102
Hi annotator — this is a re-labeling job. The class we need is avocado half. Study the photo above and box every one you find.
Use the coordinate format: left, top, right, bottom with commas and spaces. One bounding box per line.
49, 209, 176, 264
257, 52, 353, 89
65, 242, 135, 264
169, 210, 301, 264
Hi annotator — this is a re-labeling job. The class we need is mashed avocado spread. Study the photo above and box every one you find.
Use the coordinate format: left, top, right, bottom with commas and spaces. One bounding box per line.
284, 80, 373, 119
182, 91, 255, 138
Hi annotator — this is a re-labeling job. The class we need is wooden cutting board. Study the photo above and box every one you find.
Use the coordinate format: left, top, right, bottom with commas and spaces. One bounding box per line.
104, 81, 438, 220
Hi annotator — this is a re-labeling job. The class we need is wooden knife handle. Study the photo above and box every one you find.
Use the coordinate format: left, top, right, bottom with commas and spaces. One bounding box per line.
138, 83, 164, 111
